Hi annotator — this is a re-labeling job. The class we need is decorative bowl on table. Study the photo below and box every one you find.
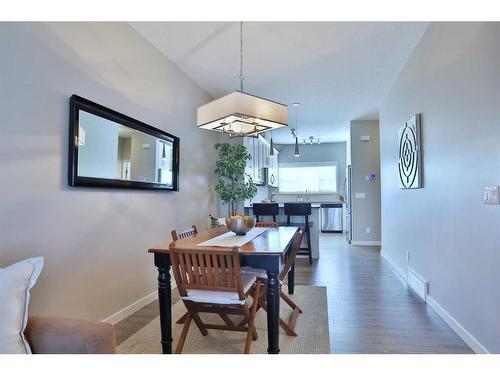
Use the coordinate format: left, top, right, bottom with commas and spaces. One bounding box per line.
225, 215, 256, 236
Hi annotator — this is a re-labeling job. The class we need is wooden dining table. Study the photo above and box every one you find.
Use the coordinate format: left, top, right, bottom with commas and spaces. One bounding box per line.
148, 225, 298, 354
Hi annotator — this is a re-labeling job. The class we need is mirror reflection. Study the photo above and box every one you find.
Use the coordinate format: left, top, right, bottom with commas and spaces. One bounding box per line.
77, 110, 174, 186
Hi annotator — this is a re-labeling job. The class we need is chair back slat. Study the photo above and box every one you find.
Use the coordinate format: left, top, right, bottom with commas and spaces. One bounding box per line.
226, 255, 234, 288
211, 254, 220, 287
279, 227, 305, 281
171, 225, 198, 241
204, 253, 213, 286
218, 254, 228, 286
191, 253, 201, 284
170, 245, 246, 299
184, 253, 194, 283
198, 253, 208, 285
178, 253, 188, 284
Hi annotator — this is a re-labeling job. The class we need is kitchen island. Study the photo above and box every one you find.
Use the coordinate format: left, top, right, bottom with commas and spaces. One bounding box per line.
244, 203, 321, 259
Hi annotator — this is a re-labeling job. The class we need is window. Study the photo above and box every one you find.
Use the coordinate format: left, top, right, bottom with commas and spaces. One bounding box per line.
278, 162, 337, 194
156, 139, 173, 185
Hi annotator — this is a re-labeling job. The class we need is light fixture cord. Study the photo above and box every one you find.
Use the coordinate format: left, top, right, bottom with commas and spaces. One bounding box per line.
239, 21, 244, 92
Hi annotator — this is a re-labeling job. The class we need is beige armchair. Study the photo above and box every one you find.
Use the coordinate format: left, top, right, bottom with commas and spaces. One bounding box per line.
25, 316, 116, 354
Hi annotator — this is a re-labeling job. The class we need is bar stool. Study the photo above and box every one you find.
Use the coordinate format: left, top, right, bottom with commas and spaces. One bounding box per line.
284, 203, 312, 264
252, 203, 279, 223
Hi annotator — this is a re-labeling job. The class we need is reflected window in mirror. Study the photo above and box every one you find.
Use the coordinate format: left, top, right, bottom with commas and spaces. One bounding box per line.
157, 139, 173, 185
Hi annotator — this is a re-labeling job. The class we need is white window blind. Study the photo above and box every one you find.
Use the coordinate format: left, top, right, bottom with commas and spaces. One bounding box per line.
278, 162, 337, 194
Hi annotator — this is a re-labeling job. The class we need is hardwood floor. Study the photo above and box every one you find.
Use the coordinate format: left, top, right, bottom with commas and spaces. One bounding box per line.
114, 233, 473, 353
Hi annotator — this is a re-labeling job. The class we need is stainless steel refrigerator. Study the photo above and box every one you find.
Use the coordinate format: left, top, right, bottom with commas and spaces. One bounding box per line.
344, 165, 352, 243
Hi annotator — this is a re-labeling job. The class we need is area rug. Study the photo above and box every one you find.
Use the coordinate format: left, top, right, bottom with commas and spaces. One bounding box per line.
118, 285, 329, 354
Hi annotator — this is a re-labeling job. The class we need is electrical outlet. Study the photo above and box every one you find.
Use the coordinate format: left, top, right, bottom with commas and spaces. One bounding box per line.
366, 227, 371, 234
483, 185, 499, 204
406, 251, 410, 262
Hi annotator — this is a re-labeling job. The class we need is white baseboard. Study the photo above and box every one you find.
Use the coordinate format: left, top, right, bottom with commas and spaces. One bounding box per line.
381, 250, 489, 354
102, 290, 158, 325
407, 267, 428, 302
380, 250, 407, 284
351, 240, 381, 246
426, 296, 489, 354
103, 270, 177, 324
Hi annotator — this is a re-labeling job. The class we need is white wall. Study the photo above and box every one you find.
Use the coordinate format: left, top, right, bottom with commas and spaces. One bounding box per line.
380, 22, 500, 353
350, 121, 381, 244
0, 22, 218, 321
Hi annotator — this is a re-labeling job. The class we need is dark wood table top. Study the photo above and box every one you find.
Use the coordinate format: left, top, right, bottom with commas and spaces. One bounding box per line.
148, 226, 297, 256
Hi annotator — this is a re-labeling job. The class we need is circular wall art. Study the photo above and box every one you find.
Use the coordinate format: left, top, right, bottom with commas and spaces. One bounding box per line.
398, 114, 422, 189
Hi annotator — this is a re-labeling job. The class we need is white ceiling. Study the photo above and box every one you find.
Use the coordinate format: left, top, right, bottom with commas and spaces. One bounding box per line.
130, 22, 428, 144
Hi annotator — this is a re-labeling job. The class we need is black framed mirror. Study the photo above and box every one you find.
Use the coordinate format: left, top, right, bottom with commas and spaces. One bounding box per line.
68, 95, 179, 191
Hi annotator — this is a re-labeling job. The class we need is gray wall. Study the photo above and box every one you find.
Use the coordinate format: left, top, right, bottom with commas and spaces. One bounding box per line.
350, 121, 381, 243
78, 111, 120, 179
273, 142, 346, 202
130, 132, 157, 182
380, 22, 500, 353
0, 22, 218, 321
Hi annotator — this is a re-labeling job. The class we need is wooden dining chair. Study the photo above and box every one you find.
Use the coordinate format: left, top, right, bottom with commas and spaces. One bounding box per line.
255, 221, 279, 228
169, 245, 262, 354
171, 225, 198, 241
243, 227, 305, 336
171, 225, 198, 325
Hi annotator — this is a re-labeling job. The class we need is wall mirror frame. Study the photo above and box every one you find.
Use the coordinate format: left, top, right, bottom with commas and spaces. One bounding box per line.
68, 95, 180, 191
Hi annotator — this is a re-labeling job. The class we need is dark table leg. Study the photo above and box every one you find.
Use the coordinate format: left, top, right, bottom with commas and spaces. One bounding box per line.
154, 253, 172, 354
288, 261, 295, 295
266, 271, 280, 354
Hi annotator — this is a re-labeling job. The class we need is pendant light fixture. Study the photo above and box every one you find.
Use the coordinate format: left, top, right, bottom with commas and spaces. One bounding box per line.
293, 103, 300, 157
197, 22, 288, 137
270, 136, 275, 157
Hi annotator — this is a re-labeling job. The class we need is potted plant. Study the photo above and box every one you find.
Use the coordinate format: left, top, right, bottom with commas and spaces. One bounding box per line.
215, 143, 257, 234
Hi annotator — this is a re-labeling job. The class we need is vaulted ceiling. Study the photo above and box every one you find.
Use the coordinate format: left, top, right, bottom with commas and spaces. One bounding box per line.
130, 22, 428, 144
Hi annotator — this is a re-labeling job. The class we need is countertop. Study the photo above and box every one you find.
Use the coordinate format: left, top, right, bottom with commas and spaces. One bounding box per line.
245, 202, 343, 209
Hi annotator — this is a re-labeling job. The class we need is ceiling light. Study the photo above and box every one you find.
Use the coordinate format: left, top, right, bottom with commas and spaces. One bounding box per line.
293, 103, 300, 157
299, 136, 321, 145
196, 22, 288, 137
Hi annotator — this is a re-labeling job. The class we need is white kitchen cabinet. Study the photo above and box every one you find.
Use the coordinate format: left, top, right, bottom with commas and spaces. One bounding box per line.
254, 137, 262, 184
262, 137, 270, 168
243, 135, 268, 185
243, 137, 254, 182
